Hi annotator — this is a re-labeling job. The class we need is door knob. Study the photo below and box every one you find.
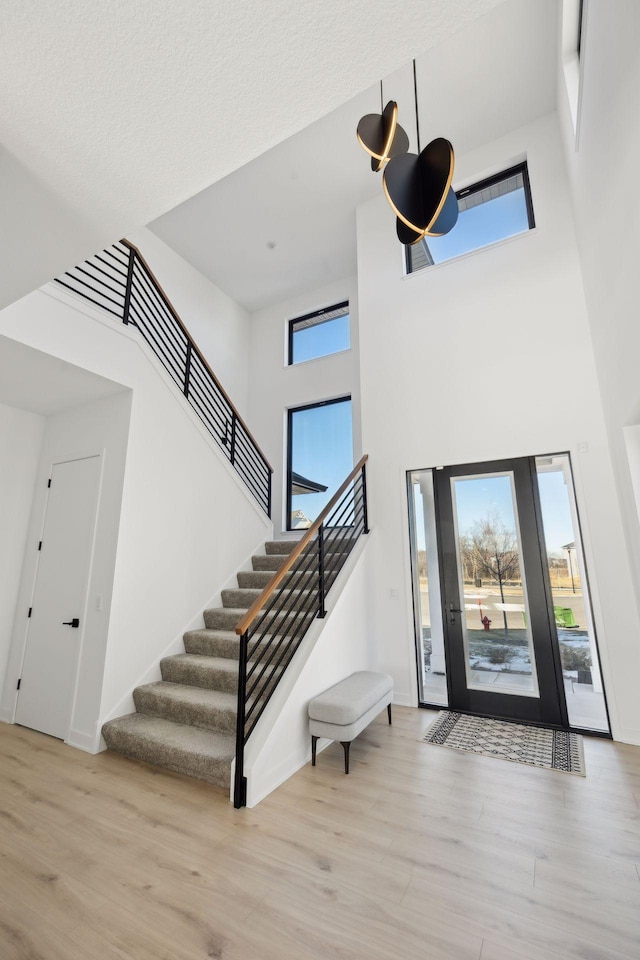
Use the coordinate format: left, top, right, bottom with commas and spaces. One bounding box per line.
62, 618, 80, 628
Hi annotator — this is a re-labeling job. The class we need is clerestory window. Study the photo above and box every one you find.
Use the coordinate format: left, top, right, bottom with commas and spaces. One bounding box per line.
287, 302, 350, 365
405, 162, 535, 274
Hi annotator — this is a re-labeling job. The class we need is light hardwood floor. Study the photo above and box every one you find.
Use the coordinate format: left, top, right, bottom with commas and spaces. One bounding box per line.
1, 709, 639, 960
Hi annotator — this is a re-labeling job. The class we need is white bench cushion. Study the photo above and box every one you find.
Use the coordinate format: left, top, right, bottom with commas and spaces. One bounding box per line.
308, 671, 393, 730
309, 692, 391, 742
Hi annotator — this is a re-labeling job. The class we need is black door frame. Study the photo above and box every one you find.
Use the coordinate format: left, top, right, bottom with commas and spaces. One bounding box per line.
433, 456, 569, 728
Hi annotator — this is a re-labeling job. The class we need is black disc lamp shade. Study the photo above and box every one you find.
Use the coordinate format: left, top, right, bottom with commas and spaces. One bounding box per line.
383, 137, 457, 243
356, 77, 459, 246
356, 100, 410, 173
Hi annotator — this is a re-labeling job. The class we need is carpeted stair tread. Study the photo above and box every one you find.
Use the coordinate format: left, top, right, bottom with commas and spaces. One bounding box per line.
134, 681, 237, 733
161, 653, 239, 691
101, 714, 234, 788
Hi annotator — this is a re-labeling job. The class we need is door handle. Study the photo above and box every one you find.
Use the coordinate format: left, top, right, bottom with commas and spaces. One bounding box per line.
62, 618, 80, 628
448, 602, 462, 623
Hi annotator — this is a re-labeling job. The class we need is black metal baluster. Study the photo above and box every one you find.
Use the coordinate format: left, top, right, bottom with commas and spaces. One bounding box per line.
122, 249, 135, 325
234, 630, 249, 809
184, 341, 192, 398
318, 524, 326, 618
361, 465, 369, 534
230, 414, 237, 466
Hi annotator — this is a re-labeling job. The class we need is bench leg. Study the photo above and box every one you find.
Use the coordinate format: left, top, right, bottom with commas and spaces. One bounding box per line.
341, 741, 351, 774
311, 735, 318, 766
387, 703, 392, 725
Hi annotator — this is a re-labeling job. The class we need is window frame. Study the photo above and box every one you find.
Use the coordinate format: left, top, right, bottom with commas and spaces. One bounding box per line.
287, 301, 350, 366
405, 161, 535, 275
286, 394, 352, 532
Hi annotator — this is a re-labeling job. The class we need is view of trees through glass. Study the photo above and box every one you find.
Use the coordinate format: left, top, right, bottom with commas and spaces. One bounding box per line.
409, 456, 609, 731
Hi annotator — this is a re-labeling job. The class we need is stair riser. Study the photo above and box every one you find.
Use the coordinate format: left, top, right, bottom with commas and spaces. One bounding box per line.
183, 630, 240, 658
264, 541, 298, 555
237, 571, 274, 589
204, 608, 247, 630
262, 539, 356, 559
221, 588, 262, 609
252, 555, 286, 571
202, 605, 312, 632
239, 569, 311, 590
133, 687, 236, 735
102, 726, 230, 789
160, 658, 238, 693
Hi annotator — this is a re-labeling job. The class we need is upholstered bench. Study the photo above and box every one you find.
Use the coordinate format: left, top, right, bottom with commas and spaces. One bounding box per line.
308, 671, 393, 774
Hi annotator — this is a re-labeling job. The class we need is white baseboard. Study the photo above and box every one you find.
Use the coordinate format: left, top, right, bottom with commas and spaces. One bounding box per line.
614, 726, 640, 747
393, 692, 415, 707
66, 728, 102, 753
0, 708, 13, 724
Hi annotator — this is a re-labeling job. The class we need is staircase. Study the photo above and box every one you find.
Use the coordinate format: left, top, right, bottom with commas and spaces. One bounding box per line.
102, 540, 299, 790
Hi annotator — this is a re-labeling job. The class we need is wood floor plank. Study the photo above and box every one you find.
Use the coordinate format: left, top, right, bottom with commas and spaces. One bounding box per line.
402, 868, 640, 960
2, 709, 640, 960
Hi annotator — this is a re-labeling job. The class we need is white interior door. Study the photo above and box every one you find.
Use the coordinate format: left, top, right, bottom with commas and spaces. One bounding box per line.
15, 455, 101, 739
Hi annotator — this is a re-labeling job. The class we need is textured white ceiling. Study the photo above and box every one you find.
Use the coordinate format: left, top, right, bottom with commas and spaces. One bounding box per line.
1, 0, 508, 242
149, 0, 559, 311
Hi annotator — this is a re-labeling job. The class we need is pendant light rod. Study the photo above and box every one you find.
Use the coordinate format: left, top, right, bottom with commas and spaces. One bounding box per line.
413, 59, 421, 153
380, 79, 383, 113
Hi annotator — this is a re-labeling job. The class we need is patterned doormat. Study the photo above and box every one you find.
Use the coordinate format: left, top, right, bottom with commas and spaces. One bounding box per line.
421, 711, 586, 776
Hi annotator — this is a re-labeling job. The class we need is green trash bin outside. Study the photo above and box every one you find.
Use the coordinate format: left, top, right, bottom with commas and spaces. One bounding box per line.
554, 606, 577, 628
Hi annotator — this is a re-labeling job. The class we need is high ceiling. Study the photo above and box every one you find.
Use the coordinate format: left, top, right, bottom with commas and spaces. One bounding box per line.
1, 0, 558, 314
2, 0, 508, 243
148, 0, 559, 312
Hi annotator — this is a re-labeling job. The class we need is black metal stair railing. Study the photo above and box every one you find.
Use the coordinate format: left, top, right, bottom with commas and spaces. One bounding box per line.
54, 239, 273, 515
233, 456, 369, 808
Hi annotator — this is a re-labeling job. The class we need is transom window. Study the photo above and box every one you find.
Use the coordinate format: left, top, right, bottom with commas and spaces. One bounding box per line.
406, 162, 535, 274
288, 302, 350, 365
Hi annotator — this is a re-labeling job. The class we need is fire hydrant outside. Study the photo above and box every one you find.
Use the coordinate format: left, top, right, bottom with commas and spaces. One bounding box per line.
482, 615, 492, 631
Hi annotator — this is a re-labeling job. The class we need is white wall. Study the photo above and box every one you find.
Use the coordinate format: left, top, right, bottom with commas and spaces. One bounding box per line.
126, 228, 252, 419
557, 1, 640, 744
247, 275, 361, 534
356, 111, 640, 743
0, 403, 45, 694
0, 287, 272, 750
0, 392, 132, 749
0, 146, 110, 313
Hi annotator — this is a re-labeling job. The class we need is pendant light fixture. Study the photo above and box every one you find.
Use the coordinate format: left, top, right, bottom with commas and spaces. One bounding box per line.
356, 62, 458, 245
356, 83, 409, 172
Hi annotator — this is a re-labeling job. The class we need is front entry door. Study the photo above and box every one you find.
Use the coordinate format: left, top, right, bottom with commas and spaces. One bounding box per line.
433, 458, 567, 726
15, 455, 101, 740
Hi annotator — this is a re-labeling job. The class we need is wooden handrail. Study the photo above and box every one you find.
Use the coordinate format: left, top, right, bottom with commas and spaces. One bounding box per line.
120, 238, 273, 474
235, 455, 369, 635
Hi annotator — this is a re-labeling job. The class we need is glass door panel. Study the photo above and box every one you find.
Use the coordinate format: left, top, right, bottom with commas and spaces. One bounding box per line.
535, 455, 609, 732
408, 470, 448, 706
434, 458, 566, 726
450, 473, 539, 697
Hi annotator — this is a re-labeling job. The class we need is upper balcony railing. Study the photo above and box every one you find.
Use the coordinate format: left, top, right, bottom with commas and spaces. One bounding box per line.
54, 240, 273, 515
